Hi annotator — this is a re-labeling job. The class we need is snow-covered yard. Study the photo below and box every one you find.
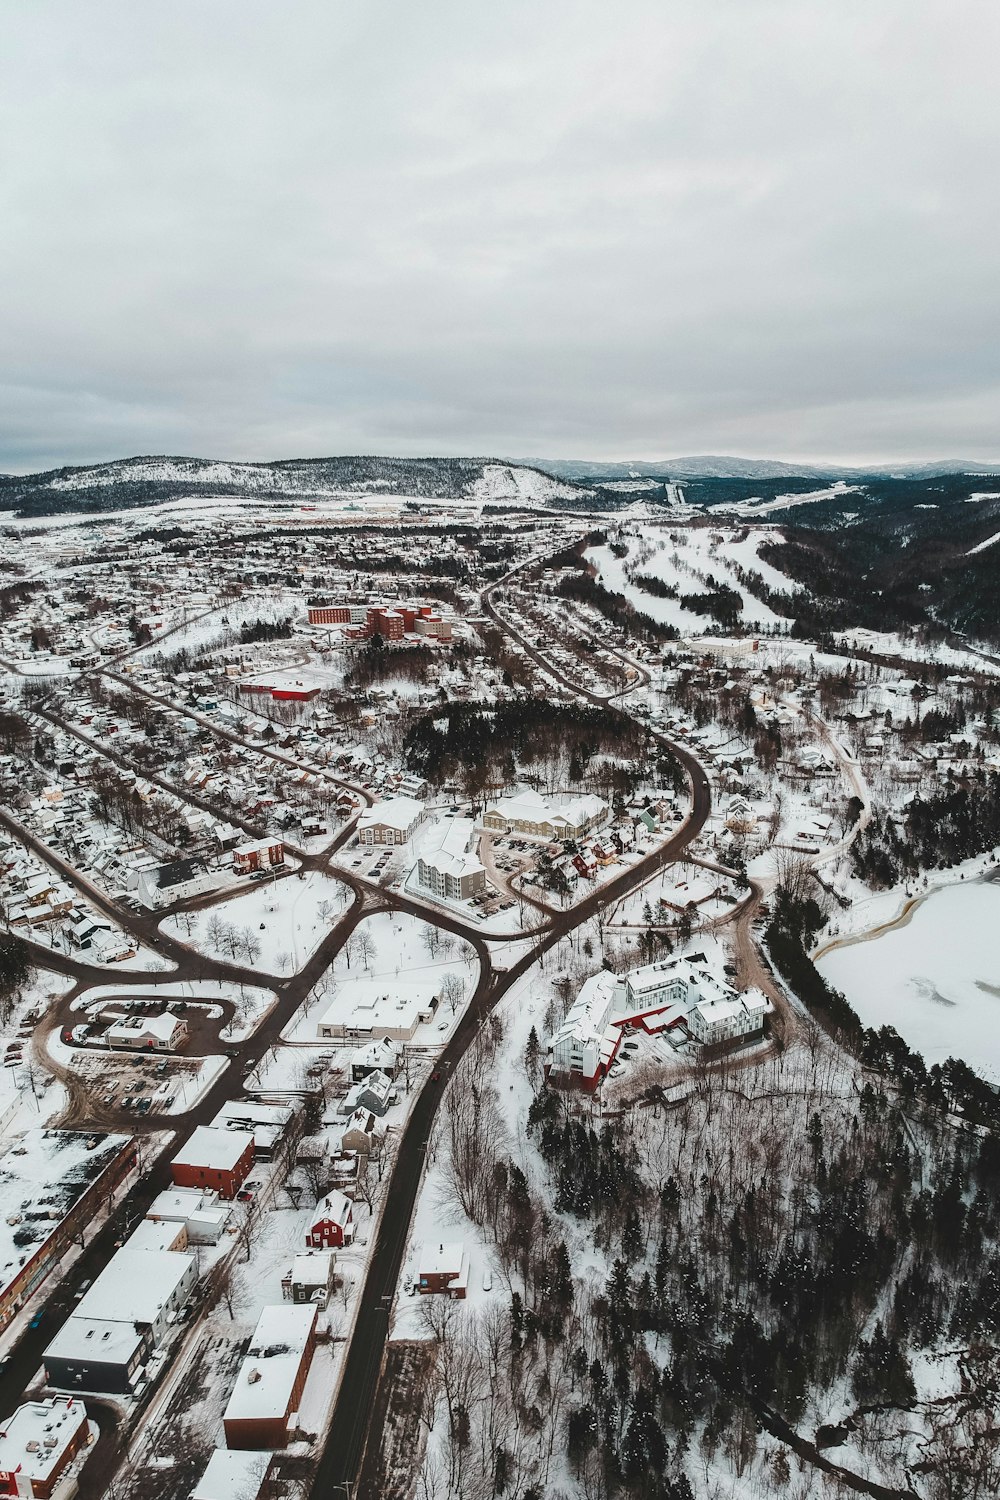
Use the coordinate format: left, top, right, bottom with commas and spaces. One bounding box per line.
160, 869, 351, 974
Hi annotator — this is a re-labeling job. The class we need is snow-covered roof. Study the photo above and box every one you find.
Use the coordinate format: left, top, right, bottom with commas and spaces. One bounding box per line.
358, 795, 424, 833
312, 1189, 352, 1227
106, 1012, 181, 1044
44, 1315, 146, 1368
223, 1304, 317, 1425
172, 1125, 254, 1174
0, 1398, 88, 1484
192, 1449, 272, 1500
318, 976, 439, 1033
0, 1131, 132, 1306
75, 1245, 194, 1326
290, 1250, 334, 1284
551, 970, 620, 1052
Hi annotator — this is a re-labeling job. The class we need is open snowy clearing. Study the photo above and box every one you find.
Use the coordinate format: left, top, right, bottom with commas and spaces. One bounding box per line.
816, 878, 1000, 1079
160, 869, 351, 974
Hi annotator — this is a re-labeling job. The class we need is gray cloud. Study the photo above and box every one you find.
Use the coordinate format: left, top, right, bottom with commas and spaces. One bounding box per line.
2, 0, 999, 470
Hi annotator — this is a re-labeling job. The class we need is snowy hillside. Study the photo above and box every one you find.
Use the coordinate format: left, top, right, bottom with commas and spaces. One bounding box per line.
0, 454, 593, 517
469, 462, 587, 504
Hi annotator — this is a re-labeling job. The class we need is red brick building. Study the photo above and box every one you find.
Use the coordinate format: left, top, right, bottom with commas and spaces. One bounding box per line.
307, 604, 352, 626
223, 1305, 317, 1449
233, 840, 285, 875
0, 1397, 90, 1499
171, 1127, 255, 1200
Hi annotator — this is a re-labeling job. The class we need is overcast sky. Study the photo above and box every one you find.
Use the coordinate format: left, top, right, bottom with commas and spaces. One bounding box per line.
2, 1, 999, 472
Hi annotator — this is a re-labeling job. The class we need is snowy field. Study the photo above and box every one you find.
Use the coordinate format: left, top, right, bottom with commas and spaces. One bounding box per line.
160, 869, 351, 974
281, 910, 477, 1047
816, 879, 1000, 1079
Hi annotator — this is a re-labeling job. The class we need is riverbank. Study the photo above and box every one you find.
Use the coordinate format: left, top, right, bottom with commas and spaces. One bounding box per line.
815, 871, 1000, 1080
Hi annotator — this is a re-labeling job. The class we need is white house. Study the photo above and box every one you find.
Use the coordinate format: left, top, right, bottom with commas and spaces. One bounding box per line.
135, 857, 222, 910
105, 1012, 188, 1053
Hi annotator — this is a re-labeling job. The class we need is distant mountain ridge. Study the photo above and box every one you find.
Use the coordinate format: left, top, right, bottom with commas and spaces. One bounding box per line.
0, 454, 586, 518
523, 455, 1000, 482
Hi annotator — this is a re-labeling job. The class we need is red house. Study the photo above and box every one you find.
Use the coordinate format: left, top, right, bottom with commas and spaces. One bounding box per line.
307, 1189, 355, 1249
171, 1126, 255, 1200
233, 840, 285, 875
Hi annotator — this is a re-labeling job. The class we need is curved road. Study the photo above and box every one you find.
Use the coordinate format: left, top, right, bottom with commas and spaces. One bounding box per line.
306, 555, 713, 1498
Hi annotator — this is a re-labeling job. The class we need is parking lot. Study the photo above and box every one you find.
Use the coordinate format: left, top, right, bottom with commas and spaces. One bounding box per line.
62, 1049, 204, 1117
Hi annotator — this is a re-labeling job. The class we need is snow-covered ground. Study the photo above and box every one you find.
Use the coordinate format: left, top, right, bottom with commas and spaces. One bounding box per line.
728, 481, 860, 516
280, 910, 477, 1047
160, 869, 350, 975
816, 876, 1000, 1079
587, 525, 795, 634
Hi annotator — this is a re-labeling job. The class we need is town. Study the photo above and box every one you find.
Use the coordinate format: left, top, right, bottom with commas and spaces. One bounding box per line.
0, 466, 999, 1500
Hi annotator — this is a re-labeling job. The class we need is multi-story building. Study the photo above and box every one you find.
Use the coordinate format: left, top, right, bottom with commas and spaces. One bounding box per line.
232, 840, 284, 875
357, 796, 424, 846
482, 788, 609, 841
0, 1397, 90, 1499
548, 958, 771, 1088
416, 817, 486, 901
44, 1243, 197, 1394
170, 1126, 255, 1200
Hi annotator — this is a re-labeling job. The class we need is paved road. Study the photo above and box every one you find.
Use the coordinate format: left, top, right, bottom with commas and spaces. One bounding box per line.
307, 554, 713, 1499
1, 538, 709, 1494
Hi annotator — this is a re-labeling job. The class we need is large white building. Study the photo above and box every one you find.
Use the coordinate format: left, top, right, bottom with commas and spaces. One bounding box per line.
482, 788, 608, 841
415, 817, 486, 901
548, 956, 771, 1087
316, 975, 440, 1041
44, 1241, 196, 1393
357, 796, 425, 847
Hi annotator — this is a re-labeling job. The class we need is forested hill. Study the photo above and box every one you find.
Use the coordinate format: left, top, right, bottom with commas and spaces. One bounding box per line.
0, 455, 586, 518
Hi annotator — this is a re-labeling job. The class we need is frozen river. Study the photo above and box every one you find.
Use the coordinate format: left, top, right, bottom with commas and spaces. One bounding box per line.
815, 879, 1000, 1081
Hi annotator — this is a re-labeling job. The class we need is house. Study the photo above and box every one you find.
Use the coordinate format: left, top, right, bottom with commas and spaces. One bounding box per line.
135, 858, 221, 910
357, 796, 425, 847
307, 1190, 355, 1249
350, 1037, 400, 1082
417, 1242, 470, 1299
282, 1251, 335, 1306
105, 1012, 188, 1053
67, 917, 111, 951
223, 1305, 318, 1450
0, 1397, 91, 1499
338, 1070, 394, 1119
171, 1126, 255, 1200
339, 1109, 376, 1157
232, 840, 285, 876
